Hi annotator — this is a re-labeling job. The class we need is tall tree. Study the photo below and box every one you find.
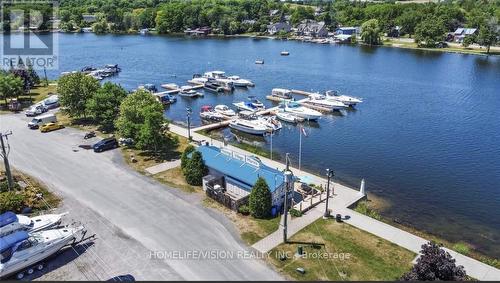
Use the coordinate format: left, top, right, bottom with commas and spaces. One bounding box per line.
248, 177, 272, 219
397, 10, 420, 38
414, 17, 446, 48
184, 151, 208, 186
476, 17, 499, 54
361, 19, 382, 45
0, 73, 24, 105
58, 73, 100, 118
86, 82, 127, 131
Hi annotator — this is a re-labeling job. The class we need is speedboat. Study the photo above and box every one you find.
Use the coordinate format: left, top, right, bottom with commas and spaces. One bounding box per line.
179, 86, 202, 97
280, 51, 290, 56
0, 226, 86, 279
0, 211, 67, 237
259, 116, 282, 131
281, 101, 323, 121
305, 93, 347, 110
229, 118, 269, 136
200, 105, 225, 121
255, 59, 264, 64
233, 97, 265, 112
271, 88, 293, 99
276, 110, 304, 123
214, 105, 236, 117
226, 76, 255, 87
154, 93, 177, 105
325, 90, 363, 106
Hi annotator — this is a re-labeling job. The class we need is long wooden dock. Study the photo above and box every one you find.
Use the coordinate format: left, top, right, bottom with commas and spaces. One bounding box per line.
192, 120, 232, 132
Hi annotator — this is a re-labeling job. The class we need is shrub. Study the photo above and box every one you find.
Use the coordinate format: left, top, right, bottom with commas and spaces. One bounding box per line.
0, 191, 25, 213
184, 151, 208, 186
181, 145, 195, 172
248, 177, 272, 219
289, 208, 302, 217
0, 180, 21, 193
238, 205, 250, 216
452, 242, 471, 255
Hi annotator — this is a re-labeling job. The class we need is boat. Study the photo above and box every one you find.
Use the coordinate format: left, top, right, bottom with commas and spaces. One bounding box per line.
191, 74, 208, 84
0, 226, 86, 279
280, 51, 290, 56
214, 105, 236, 117
305, 93, 347, 110
259, 116, 282, 131
280, 101, 323, 121
137, 84, 158, 93
233, 96, 265, 112
179, 86, 202, 97
255, 59, 264, 64
226, 76, 255, 87
229, 117, 269, 136
271, 88, 293, 99
325, 90, 363, 106
203, 79, 225, 93
200, 105, 225, 121
0, 211, 67, 238
154, 93, 177, 105
276, 111, 304, 123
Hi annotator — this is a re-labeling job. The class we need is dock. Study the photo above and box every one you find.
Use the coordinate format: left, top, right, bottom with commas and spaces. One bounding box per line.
291, 89, 316, 96
192, 120, 232, 132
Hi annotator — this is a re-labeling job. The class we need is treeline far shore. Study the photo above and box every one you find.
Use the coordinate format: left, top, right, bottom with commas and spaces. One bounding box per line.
1, 0, 499, 52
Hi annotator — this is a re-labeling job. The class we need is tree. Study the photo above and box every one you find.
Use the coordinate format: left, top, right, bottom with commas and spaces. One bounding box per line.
361, 19, 382, 45
414, 17, 446, 48
248, 177, 272, 219
181, 145, 196, 172
402, 242, 467, 281
116, 90, 166, 151
0, 73, 24, 105
462, 35, 476, 47
184, 151, 208, 186
86, 82, 127, 130
477, 17, 499, 54
397, 10, 420, 38
58, 73, 100, 118
92, 20, 109, 34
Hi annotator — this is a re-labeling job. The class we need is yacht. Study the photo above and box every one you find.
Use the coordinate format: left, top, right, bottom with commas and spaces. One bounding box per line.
305, 93, 347, 110
276, 111, 304, 123
0, 211, 67, 238
226, 76, 255, 87
203, 79, 225, 93
214, 105, 236, 117
281, 101, 323, 121
179, 86, 202, 97
191, 74, 208, 84
229, 117, 269, 136
200, 106, 225, 121
233, 97, 265, 112
0, 226, 86, 279
325, 90, 362, 106
271, 88, 293, 99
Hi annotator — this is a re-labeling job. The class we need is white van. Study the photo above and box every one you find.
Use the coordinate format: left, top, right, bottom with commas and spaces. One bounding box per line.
28, 113, 57, 129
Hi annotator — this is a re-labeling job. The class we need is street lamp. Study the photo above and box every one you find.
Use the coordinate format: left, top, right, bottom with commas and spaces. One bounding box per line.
186, 107, 192, 141
324, 169, 334, 218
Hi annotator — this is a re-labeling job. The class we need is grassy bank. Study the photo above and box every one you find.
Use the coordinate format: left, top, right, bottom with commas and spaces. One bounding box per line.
382, 39, 500, 56
268, 218, 415, 280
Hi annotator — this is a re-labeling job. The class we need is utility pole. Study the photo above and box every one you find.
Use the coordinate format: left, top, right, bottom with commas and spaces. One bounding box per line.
186, 107, 192, 141
283, 153, 293, 243
324, 169, 334, 218
0, 131, 14, 191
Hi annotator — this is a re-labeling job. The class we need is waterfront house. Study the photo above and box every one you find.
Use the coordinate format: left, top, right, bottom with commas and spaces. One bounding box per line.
198, 146, 287, 212
296, 20, 328, 38
335, 26, 360, 36
82, 14, 97, 23
453, 28, 478, 43
267, 22, 292, 35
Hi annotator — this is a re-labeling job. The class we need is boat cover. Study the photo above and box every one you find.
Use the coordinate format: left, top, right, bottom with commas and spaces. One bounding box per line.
0, 212, 17, 228
0, 230, 29, 253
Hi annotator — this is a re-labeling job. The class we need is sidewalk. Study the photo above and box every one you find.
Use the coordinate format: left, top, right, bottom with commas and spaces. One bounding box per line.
169, 124, 500, 281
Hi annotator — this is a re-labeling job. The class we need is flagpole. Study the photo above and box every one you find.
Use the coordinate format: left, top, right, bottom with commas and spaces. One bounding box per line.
270, 131, 273, 160
299, 126, 302, 171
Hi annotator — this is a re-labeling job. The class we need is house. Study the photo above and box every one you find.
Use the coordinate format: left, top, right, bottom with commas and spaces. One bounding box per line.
335, 26, 360, 35
267, 22, 292, 35
296, 20, 328, 38
453, 28, 478, 43
82, 14, 97, 23
198, 146, 287, 212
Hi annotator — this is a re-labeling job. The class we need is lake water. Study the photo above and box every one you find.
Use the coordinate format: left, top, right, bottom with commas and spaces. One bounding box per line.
4, 33, 500, 258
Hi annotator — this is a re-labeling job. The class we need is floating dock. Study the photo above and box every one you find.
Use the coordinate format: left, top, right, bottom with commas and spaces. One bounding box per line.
193, 120, 232, 132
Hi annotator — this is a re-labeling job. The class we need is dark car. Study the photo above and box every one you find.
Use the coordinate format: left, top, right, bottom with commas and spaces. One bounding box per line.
93, 138, 119, 152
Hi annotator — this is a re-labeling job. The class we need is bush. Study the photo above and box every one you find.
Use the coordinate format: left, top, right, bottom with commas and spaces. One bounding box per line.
289, 208, 302, 217
184, 151, 208, 186
238, 205, 250, 215
0, 180, 21, 193
181, 145, 195, 172
0, 191, 25, 213
452, 242, 471, 255
248, 177, 272, 219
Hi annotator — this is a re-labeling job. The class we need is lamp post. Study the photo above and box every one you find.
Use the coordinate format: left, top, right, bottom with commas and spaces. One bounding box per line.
324, 169, 334, 218
186, 107, 192, 141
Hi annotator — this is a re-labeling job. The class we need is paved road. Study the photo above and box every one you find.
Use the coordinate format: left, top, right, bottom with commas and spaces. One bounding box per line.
1, 113, 282, 281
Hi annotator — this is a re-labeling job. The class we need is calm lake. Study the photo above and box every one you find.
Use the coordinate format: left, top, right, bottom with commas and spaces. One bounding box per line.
5, 33, 500, 258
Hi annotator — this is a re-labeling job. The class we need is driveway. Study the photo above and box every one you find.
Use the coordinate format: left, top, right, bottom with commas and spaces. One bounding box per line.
1, 113, 282, 281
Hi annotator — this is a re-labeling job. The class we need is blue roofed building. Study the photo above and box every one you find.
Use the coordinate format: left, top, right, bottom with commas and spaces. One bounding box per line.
335, 27, 360, 35
197, 146, 287, 211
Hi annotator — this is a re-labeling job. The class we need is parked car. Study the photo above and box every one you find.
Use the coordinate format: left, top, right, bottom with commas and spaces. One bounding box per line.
28, 113, 57, 129
25, 104, 48, 117
93, 138, 119, 152
40, 122, 65, 133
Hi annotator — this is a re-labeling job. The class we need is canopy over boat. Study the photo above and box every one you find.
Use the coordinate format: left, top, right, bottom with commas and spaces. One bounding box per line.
0, 212, 17, 228
0, 230, 28, 253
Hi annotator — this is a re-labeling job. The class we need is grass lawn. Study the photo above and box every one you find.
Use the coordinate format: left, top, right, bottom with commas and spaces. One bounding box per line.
382, 39, 500, 56
153, 166, 201, 193
268, 218, 415, 281
0, 84, 57, 113
203, 197, 281, 245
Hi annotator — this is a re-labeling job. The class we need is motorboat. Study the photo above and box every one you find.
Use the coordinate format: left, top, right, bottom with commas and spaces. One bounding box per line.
255, 59, 264, 64
0, 211, 67, 238
259, 116, 282, 131
325, 90, 363, 106
276, 110, 304, 123
203, 79, 225, 93
203, 70, 227, 80
42, 95, 60, 109
305, 93, 347, 110
137, 84, 158, 93
200, 105, 225, 121
191, 74, 208, 84
280, 51, 290, 56
179, 86, 202, 97
214, 105, 236, 117
0, 226, 86, 279
233, 97, 265, 112
280, 101, 323, 121
226, 76, 254, 87
229, 117, 269, 136
154, 93, 177, 105
271, 88, 293, 99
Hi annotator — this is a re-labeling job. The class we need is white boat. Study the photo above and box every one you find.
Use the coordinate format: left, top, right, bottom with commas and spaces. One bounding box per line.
0, 211, 67, 238
280, 51, 290, 56
179, 86, 202, 97
0, 226, 85, 279
276, 111, 304, 123
233, 96, 265, 112
226, 76, 255, 87
214, 105, 236, 117
200, 105, 225, 121
259, 116, 282, 131
229, 119, 269, 135
255, 60, 264, 64
305, 93, 347, 110
281, 101, 323, 121
325, 90, 363, 106
271, 88, 293, 99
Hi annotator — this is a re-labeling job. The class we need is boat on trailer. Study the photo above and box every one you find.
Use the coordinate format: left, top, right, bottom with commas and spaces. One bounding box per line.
0, 211, 67, 238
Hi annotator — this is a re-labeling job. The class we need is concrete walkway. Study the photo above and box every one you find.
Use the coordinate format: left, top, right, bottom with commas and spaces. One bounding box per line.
145, 159, 180, 175
169, 124, 500, 281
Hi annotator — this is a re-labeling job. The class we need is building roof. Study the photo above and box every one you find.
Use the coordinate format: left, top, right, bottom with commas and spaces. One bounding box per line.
197, 146, 285, 193
0, 211, 17, 228
454, 28, 477, 35
0, 230, 28, 253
